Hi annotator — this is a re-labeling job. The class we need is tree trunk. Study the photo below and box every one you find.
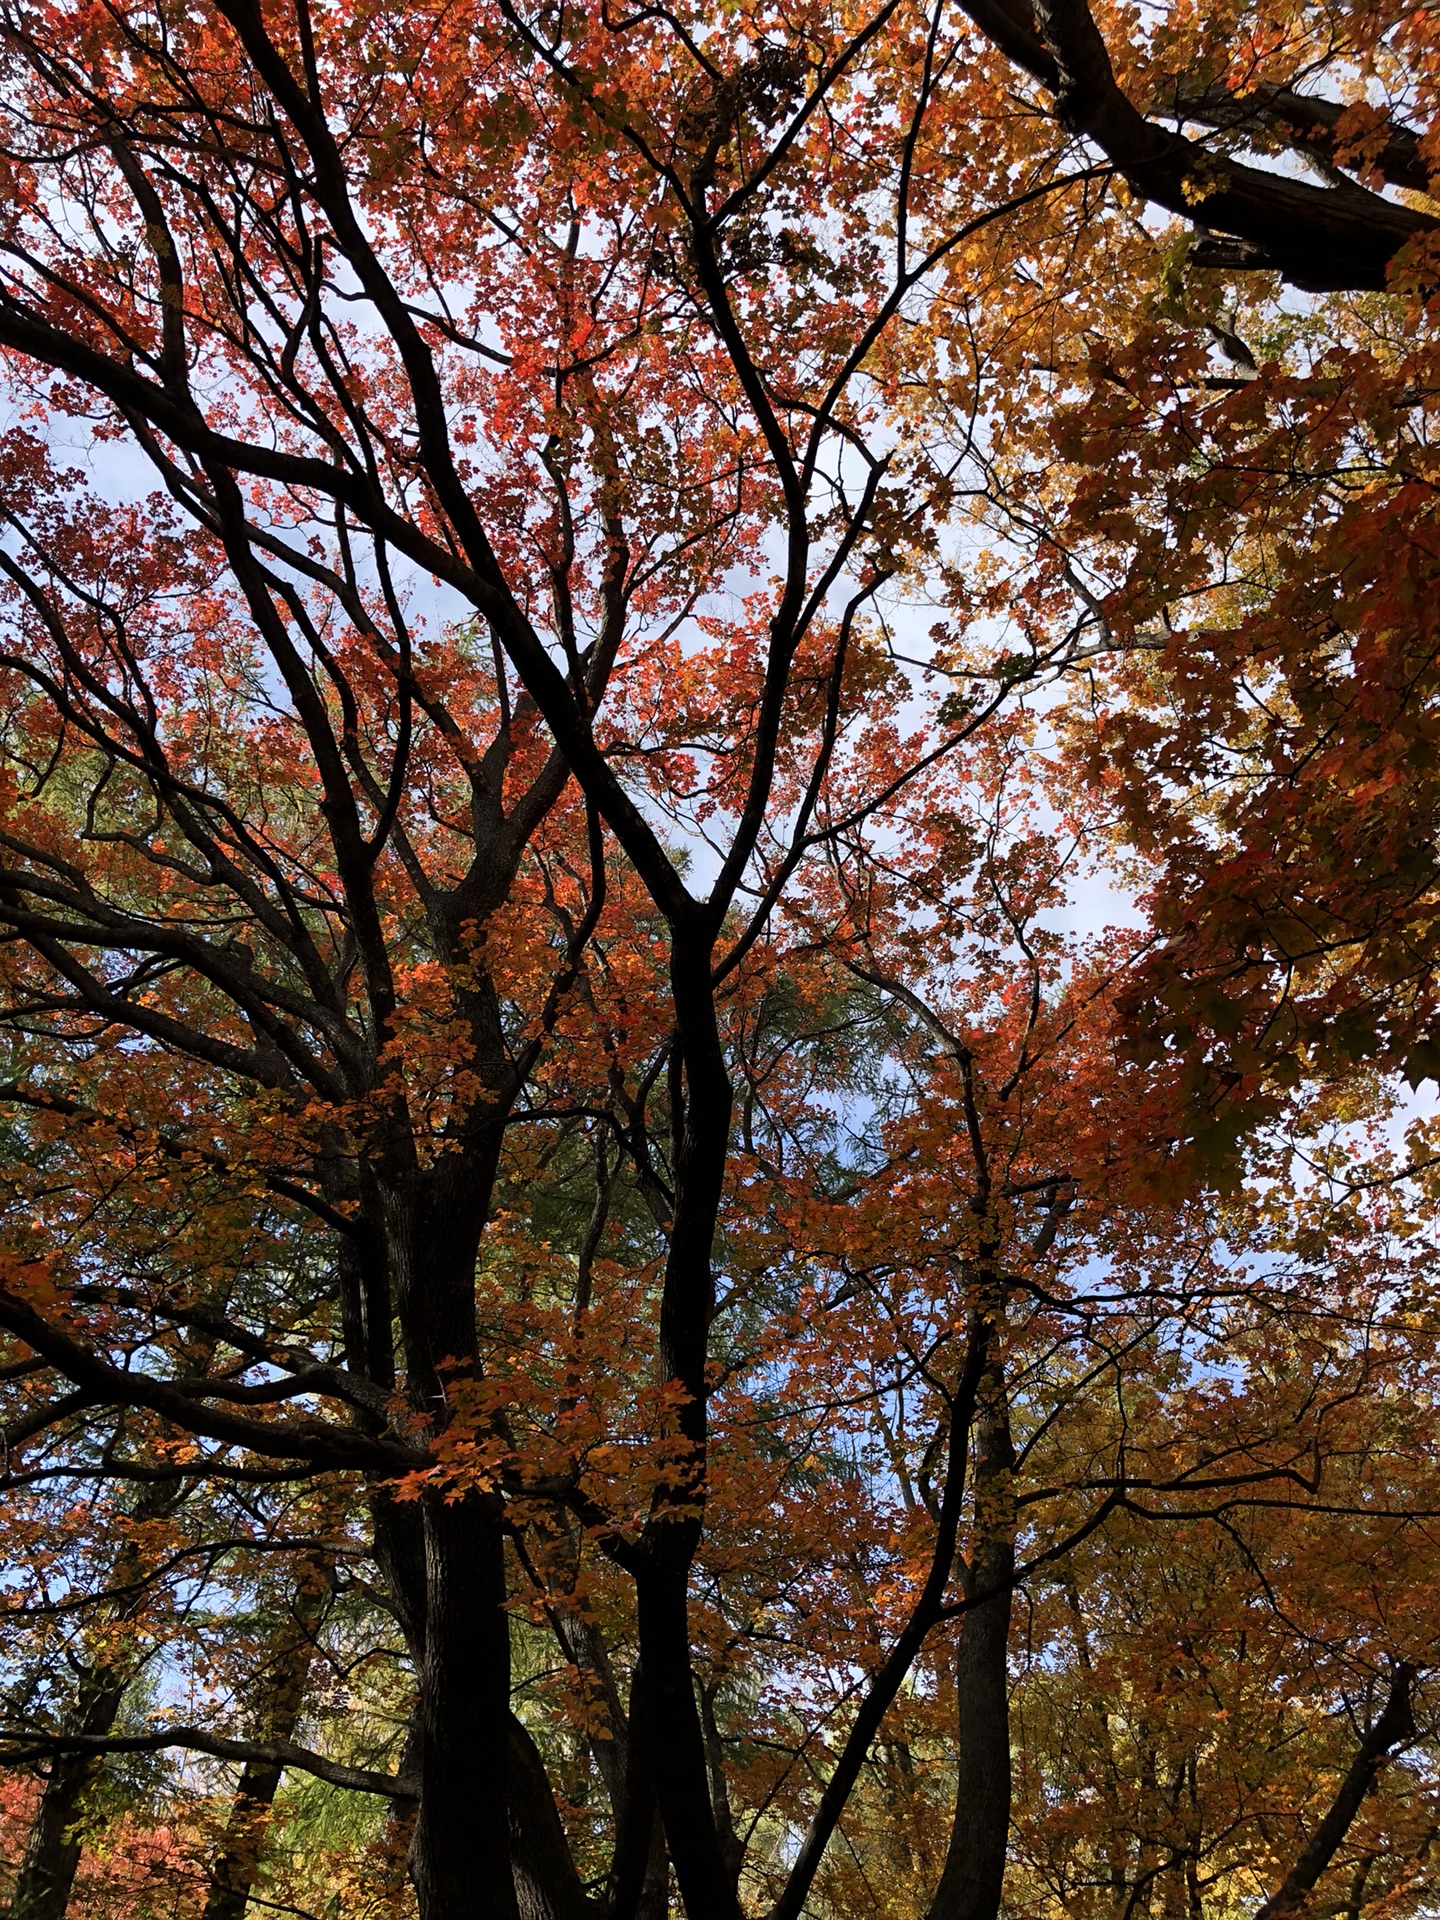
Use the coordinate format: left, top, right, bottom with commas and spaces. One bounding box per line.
409, 1497, 519, 1920
635, 1565, 735, 1920
9, 1677, 127, 1920
603, 1666, 669, 1920
631, 945, 739, 1920
928, 1351, 1016, 1920
202, 1574, 328, 1920
382, 1139, 522, 1920
10, 1479, 192, 1920
507, 1715, 592, 1920
1255, 1667, 1416, 1920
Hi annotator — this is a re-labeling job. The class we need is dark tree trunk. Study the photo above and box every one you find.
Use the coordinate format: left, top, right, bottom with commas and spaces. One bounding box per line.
604, 1667, 669, 1920
507, 1716, 592, 1920
202, 1576, 327, 1920
928, 1352, 1016, 1920
630, 942, 740, 1920
380, 1134, 522, 1920
635, 1565, 733, 1920
10, 1479, 192, 1920
410, 1497, 519, 1920
9, 1677, 127, 1920
1255, 1666, 1416, 1920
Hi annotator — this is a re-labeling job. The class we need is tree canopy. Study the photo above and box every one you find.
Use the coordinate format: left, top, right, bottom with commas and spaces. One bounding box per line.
0, 1, 1437, 1918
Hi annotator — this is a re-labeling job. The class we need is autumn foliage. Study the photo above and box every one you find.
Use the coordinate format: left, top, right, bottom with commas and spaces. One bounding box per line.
0, 0, 1437, 1918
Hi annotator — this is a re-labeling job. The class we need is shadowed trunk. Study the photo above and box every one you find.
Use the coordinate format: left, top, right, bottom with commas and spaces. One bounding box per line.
602, 1665, 669, 1920
408, 1492, 517, 1920
630, 940, 740, 1920
10, 1482, 192, 1920
387, 1136, 521, 1920
929, 1348, 1015, 1920
202, 1574, 328, 1920
9, 1678, 129, 1920
1255, 1667, 1416, 1920
508, 1714, 593, 1920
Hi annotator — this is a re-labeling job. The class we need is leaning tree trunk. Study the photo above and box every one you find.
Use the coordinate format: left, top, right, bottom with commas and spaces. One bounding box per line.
10, 1478, 192, 1920
928, 1347, 1016, 1920
1255, 1665, 1417, 1920
9, 1676, 129, 1920
202, 1572, 329, 1920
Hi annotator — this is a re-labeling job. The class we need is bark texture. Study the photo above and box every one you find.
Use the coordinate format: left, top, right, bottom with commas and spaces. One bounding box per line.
203, 1574, 328, 1920
929, 1351, 1016, 1920
10, 1480, 191, 1920
959, 0, 1436, 289
1255, 1667, 1417, 1920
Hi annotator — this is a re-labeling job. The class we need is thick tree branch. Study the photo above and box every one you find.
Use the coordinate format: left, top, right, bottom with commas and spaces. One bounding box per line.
959, 0, 1436, 289
1173, 82, 1432, 197
0, 1284, 419, 1475
768, 1315, 991, 1920
0, 1726, 416, 1801
1255, 1665, 1418, 1920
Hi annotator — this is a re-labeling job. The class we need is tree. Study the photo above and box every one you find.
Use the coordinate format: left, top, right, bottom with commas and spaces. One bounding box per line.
907, 4, 1440, 1121
7, 1473, 193, 1920
0, 1, 1437, 1918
